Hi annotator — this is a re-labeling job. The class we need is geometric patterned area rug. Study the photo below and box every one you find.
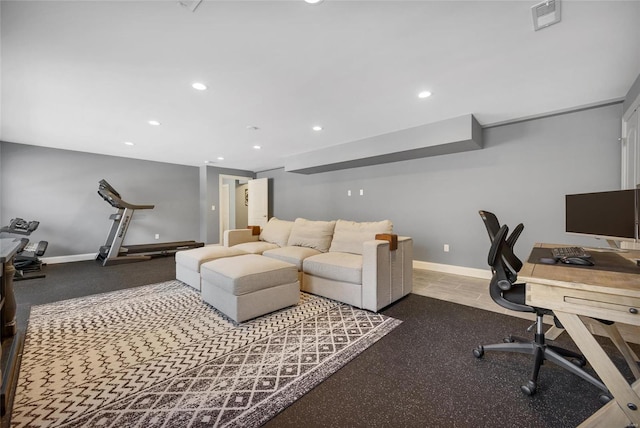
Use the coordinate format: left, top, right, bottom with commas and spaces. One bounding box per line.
12, 280, 401, 427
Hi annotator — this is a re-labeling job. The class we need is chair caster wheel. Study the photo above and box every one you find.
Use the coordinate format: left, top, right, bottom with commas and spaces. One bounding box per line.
503, 336, 515, 343
473, 346, 484, 358
571, 357, 587, 367
521, 381, 537, 396
599, 393, 612, 404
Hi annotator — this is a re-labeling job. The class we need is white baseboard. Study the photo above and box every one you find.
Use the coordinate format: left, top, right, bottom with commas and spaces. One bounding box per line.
41, 253, 97, 264
413, 260, 491, 280
40, 255, 488, 278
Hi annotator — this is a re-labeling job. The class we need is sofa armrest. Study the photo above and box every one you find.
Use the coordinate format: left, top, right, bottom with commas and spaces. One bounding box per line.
361, 236, 413, 312
223, 229, 259, 247
393, 237, 413, 298
375, 233, 398, 251
361, 239, 391, 312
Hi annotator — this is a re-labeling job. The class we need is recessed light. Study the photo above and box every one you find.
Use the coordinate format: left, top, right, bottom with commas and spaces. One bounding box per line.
312, 125, 323, 131
148, 120, 161, 126
253, 145, 261, 150
123, 141, 134, 146
418, 90, 432, 99
217, 156, 225, 160
305, 0, 323, 4
192, 82, 207, 91
204, 160, 213, 164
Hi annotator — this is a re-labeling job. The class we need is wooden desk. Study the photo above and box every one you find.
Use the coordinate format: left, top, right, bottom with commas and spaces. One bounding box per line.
0, 238, 22, 416
520, 243, 640, 427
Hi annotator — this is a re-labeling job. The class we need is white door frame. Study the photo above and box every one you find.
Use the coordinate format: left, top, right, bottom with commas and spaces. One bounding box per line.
219, 174, 253, 244
221, 183, 230, 235
620, 94, 640, 250
622, 93, 640, 189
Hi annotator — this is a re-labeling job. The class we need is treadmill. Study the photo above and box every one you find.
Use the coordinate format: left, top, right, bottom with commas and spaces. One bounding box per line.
96, 179, 203, 266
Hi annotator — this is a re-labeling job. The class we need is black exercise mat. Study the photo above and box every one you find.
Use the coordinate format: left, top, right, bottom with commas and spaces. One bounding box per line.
528, 247, 640, 274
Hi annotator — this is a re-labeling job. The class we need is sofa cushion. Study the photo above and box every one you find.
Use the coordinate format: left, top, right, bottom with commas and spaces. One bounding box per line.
175, 245, 247, 272
201, 254, 298, 296
233, 241, 279, 254
260, 217, 294, 247
303, 252, 362, 285
287, 218, 336, 252
329, 219, 393, 255
263, 246, 321, 270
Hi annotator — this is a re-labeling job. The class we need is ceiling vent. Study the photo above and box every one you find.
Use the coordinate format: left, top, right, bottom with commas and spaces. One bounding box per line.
178, 0, 202, 13
531, 0, 561, 31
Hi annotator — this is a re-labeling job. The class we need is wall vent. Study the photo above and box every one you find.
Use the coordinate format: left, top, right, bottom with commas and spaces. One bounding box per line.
531, 0, 561, 31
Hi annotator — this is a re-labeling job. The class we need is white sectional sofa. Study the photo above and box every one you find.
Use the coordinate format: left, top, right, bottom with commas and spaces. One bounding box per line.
175, 216, 412, 312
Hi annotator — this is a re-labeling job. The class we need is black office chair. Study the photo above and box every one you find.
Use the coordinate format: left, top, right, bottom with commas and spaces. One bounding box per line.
477, 210, 523, 283
474, 211, 609, 397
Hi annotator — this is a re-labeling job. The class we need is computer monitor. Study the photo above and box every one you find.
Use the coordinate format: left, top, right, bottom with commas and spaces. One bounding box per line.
565, 189, 638, 243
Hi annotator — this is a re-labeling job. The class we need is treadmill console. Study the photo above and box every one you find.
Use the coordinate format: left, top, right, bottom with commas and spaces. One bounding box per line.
98, 179, 123, 208
97, 179, 154, 210
0, 218, 40, 235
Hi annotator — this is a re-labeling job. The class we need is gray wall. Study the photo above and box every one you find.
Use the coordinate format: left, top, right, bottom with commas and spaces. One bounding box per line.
0, 143, 2, 217
0, 143, 201, 257
235, 183, 248, 229
199, 166, 254, 245
258, 103, 622, 269
623, 73, 640, 115
0, 3, 3, 210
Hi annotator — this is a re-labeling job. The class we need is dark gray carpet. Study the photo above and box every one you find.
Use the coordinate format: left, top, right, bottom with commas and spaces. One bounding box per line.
9, 256, 640, 427
13, 256, 175, 334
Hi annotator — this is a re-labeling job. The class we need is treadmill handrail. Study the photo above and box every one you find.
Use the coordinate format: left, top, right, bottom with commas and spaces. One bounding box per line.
97, 187, 154, 210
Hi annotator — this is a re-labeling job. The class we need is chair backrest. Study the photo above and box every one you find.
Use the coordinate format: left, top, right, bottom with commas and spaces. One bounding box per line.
478, 210, 524, 278
479, 210, 501, 240
486, 223, 535, 313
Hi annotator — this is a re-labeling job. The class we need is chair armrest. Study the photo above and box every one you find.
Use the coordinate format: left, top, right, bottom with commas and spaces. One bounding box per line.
223, 229, 259, 247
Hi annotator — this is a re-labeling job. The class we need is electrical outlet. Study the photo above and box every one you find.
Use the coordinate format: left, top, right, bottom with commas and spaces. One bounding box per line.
155, 234, 160, 240
444, 244, 450, 252
359, 189, 364, 196
347, 190, 352, 196
211, 205, 216, 211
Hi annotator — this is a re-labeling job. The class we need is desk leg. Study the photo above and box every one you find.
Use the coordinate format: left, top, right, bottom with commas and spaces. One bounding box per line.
545, 325, 564, 340
600, 323, 640, 380
554, 311, 640, 426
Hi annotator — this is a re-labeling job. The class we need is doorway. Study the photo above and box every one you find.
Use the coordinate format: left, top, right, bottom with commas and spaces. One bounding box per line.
219, 174, 252, 243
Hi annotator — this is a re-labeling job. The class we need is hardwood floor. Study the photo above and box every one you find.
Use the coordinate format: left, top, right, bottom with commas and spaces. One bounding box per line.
413, 268, 640, 345
412, 268, 535, 321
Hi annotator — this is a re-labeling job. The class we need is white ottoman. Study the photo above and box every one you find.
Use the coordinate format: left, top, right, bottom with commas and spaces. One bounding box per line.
176, 245, 247, 290
200, 254, 299, 322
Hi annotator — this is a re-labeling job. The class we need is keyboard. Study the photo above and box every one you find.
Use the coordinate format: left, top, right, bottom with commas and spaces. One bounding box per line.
551, 246, 591, 259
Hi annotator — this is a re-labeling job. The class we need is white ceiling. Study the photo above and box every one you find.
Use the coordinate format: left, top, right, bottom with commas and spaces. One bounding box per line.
2, 0, 639, 172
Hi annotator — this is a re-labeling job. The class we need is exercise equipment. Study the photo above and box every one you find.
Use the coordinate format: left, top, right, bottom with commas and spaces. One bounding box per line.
0, 218, 48, 280
96, 179, 203, 266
